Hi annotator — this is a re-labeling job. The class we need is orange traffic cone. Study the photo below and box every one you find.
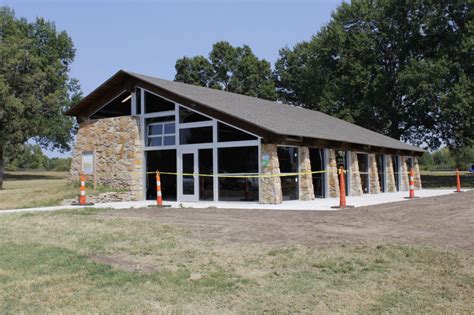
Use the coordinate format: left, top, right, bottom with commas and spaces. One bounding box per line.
455, 168, 462, 193
156, 171, 163, 207
73, 172, 93, 206
409, 168, 415, 199
332, 166, 354, 209
79, 173, 86, 205
404, 168, 419, 200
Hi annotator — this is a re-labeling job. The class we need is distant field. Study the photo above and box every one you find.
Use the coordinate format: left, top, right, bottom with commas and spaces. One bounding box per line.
0, 171, 110, 210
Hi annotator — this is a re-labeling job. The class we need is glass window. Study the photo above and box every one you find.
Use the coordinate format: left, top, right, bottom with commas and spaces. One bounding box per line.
277, 147, 299, 173
164, 123, 175, 134
376, 154, 385, 192
218, 177, 258, 202
145, 91, 175, 113
148, 137, 162, 147
406, 157, 414, 170
392, 155, 400, 190
163, 136, 175, 146
146, 150, 177, 201
199, 149, 213, 201
277, 147, 299, 200
217, 122, 257, 142
218, 146, 258, 201
90, 91, 131, 119
179, 126, 213, 145
179, 106, 211, 123
357, 153, 369, 193
182, 153, 195, 195
149, 124, 163, 136
135, 87, 141, 115
218, 147, 258, 174
310, 148, 325, 198
146, 116, 175, 147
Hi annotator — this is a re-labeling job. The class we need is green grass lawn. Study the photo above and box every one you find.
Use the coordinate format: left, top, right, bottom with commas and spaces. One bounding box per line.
0, 208, 472, 313
0, 171, 116, 210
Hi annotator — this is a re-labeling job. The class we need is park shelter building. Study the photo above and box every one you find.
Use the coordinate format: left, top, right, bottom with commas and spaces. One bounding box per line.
67, 70, 424, 204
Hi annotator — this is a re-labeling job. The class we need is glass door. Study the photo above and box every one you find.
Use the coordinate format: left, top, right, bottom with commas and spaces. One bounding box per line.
179, 149, 198, 201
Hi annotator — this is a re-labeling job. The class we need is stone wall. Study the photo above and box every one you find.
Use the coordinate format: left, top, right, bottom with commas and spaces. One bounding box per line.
386, 155, 397, 192
349, 151, 363, 196
328, 150, 340, 198
400, 157, 409, 191
299, 147, 315, 201
413, 157, 422, 189
260, 144, 283, 204
69, 116, 144, 200
368, 154, 381, 194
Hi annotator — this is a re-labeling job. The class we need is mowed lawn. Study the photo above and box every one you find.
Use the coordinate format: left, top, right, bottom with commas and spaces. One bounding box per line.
0, 171, 111, 210
0, 207, 473, 313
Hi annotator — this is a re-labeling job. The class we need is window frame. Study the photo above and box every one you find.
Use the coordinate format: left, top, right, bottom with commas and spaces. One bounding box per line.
137, 87, 262, 202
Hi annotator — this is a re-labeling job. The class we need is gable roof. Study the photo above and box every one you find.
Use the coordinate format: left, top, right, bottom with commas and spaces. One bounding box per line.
66, 70, 424, 153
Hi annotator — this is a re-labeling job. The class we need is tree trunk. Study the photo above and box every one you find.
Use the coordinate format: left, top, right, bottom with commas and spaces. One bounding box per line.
0, 145, 4, 190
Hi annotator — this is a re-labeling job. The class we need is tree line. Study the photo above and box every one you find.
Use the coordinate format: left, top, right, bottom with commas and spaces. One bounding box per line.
4, 144, 71, 172
175, 1, 472, 150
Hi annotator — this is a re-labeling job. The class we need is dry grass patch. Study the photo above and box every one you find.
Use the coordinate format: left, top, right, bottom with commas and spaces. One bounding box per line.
0, 208, 473, 313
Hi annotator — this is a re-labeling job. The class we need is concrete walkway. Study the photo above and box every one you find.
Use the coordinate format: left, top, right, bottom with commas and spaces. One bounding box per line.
0, 189, 464, 215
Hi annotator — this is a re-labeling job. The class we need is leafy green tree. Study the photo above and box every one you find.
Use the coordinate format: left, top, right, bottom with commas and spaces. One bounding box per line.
275, 1, 473, 150
175, 41, 276, 100
0, 7, 80, 188
5, 144, 47, 170
44, 157, 71, 172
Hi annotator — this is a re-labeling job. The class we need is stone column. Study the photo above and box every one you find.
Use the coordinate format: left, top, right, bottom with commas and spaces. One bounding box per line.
413, 157, 422, 189
400, 157, 409, 191
260, 144, 283, 204
349, 151, 363, 196
328, 149, 340, 198
299, 147, 315, 200
368, 154, 381, 194
386, 155, 397, 192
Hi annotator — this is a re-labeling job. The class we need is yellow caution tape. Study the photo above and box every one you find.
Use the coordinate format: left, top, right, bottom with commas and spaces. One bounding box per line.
145, 169, 336, 178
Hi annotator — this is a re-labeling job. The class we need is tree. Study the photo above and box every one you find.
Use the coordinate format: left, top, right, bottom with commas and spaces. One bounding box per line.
275, 1, 473, 150
4, 144, 47, 170
175, 41, 276, 100
0, 7, 80, 189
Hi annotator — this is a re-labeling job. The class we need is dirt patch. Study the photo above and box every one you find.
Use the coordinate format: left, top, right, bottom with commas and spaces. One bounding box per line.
102, 191, 474, 251
89, 254, 158, 273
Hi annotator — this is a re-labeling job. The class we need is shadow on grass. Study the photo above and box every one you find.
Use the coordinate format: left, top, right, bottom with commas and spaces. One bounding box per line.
4, 172, 66, 181
421, 174, 474, 188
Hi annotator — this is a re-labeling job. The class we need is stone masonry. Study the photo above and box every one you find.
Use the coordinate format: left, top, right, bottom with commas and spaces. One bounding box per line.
368, 154, 381, 194
413, 157, 422, 189
328, 149, 340, 198
400, 156, 409, 191
386, 154, 397, 192
299, 147, 315, 201
69, 116, 144, 200
260, 144, 283, 204
349, 151, 363, 196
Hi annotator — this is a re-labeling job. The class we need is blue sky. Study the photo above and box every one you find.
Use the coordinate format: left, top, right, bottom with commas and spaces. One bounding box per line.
5, 0, 343, 156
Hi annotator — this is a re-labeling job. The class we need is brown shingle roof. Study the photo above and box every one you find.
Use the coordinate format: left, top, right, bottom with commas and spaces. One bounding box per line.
67, 70, 424, 153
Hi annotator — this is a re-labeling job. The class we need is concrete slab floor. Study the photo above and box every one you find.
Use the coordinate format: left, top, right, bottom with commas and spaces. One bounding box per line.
0, 189, 468, 215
